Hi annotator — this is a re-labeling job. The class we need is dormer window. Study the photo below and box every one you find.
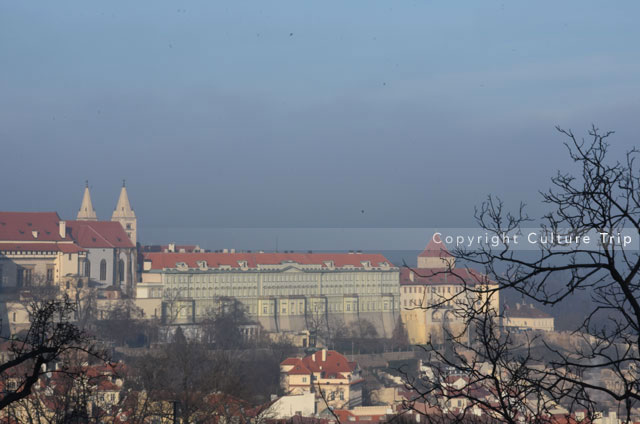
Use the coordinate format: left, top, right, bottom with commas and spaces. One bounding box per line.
197, 260, 208, 270
176, 262, 188, 270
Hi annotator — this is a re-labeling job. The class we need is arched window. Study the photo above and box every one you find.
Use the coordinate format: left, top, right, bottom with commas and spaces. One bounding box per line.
85, 260, 91, 278
100, 260, 107, 281
118, 259, 124, 283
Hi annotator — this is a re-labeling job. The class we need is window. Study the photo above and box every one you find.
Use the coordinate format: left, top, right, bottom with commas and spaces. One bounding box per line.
100, 260, 107, 280
20, 268, 32, 287
46, 267, 54, 284
118, 259, 125, 283
84, 260, 90, 278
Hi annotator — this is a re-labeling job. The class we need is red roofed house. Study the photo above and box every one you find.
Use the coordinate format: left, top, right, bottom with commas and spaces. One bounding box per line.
332, 406, 394, 423
138, 251, 400, 336
503, 302, 554, 332
280, 349, 363, 409
400, 235, 499, 345
0, 212, 86, 290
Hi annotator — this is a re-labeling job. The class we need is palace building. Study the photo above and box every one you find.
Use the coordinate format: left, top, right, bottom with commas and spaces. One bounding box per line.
400, 238, 499, 345
0, 212, 86, 288
137, 251, 401, 336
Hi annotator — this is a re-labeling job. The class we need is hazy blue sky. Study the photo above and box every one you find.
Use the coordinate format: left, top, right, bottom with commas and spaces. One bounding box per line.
2, 1, 640, 247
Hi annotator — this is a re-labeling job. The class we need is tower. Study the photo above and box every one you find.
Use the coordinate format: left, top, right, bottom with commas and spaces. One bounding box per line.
111, 180, 137, 244
76, 181, 98, 221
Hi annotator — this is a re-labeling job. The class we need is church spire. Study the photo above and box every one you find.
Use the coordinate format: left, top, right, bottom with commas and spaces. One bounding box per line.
111, 181, 137, 244
76, 181, 98, 221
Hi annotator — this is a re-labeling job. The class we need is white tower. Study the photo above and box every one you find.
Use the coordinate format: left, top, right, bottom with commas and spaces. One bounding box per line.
77, 181, 98, 221
111, 180, 137, 244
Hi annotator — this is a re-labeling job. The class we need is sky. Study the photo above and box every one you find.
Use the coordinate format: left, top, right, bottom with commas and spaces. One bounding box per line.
2, 1, 640, 249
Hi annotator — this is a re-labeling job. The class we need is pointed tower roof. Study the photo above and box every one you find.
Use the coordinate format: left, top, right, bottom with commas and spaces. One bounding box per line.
77, 181, 98, 221
111, 180, 136, 219
418, 235, 453, 258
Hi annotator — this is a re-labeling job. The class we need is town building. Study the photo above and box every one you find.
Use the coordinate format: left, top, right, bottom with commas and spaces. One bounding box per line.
0, 212, 86, 289
261, 392, 316, 420
400, 237, 500, 345
502, 302, 555, 332
137, 252, 400, 336
280, 349, 363, 408
65, 220, 137, 295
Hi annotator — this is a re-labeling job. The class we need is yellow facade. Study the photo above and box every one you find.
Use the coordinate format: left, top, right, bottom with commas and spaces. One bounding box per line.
400, 242, 499, 345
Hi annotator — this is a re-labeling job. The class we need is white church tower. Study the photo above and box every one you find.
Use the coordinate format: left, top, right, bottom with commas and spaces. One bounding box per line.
77, 181, 98, 221
111, 180, 137, 244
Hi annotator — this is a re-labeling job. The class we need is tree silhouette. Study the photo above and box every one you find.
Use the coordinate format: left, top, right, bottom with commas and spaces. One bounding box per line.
403, 127, 640, 423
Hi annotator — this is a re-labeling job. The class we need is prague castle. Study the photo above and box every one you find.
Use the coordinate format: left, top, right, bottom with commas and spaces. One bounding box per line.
0, 181, 501, 344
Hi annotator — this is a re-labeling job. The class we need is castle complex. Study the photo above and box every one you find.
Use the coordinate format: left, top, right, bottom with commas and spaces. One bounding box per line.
0, 184, 505, 343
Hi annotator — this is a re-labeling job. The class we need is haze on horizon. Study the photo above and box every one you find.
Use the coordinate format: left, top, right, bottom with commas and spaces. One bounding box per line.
2, 1, 640, 247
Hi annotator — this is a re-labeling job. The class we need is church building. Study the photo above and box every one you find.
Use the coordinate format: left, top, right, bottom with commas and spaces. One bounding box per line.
67, 182, 138, 295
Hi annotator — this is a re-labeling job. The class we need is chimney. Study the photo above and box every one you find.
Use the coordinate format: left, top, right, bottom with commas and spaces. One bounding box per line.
516, 303, 520, 310
168, 243, 176, 253
311, 353, 316, 362
409, 271, 414, 282
322, 349, 327, 361
59, 221, 66, 238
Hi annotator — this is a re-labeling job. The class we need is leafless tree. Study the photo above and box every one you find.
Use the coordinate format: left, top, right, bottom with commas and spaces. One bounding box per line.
403, 127, 640, 423
0, 294, 108, 412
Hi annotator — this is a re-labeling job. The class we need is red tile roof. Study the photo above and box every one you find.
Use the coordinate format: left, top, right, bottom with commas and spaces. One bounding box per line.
333, 409, 390, 423
282, 350, 357, 378
288, 363, 312, 375
400, 267, 492, 286
144, 252, 394, 270
418, 237, 453, 258
504, 303, 553, 319
0, 242, 84, 253
66, 220, 134, 249
301, 350, 356, 377
0, 212, 71, 241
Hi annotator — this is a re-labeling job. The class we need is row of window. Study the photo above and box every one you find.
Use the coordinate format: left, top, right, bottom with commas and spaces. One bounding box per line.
403, 285, 463, 294
84, 259, 130, 282
166, 271, 397, 284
